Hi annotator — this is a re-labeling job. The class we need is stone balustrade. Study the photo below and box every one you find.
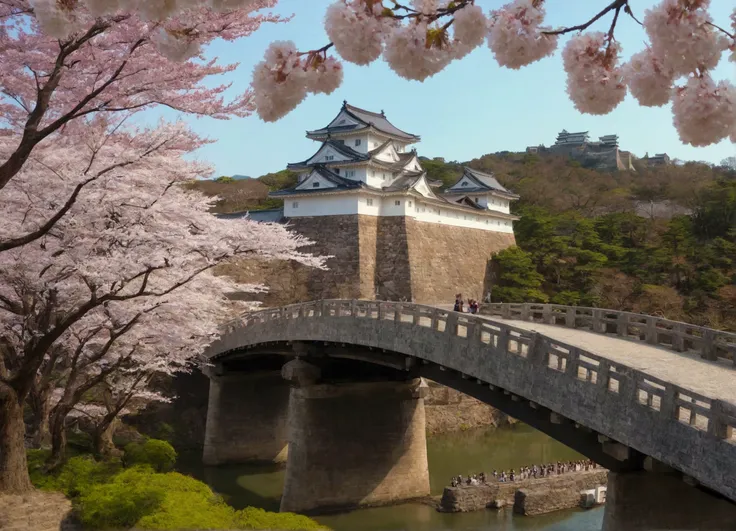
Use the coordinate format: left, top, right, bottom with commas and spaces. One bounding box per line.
480, 302, 736, 366
209, 299, 736, 503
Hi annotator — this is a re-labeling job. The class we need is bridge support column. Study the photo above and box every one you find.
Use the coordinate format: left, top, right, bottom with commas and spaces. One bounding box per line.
280, 361, 430, 514
602, 470, 736, 531
203, 370, 290, 465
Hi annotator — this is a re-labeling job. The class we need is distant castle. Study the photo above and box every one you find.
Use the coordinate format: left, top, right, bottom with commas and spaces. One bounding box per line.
527, 130, 671, 171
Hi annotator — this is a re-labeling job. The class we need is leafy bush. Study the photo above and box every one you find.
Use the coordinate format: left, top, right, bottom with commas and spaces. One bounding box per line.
215, 176, 235, 183
77, 467, 165, 529
124, 438, 177, 472
235, 507, 329, 530
28, 452, 119, 497
78, 466, 328, 530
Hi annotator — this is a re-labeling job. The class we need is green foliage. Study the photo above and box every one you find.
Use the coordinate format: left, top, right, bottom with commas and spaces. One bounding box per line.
124, 439, 177, 472
28, 453, 120, 498
77, 467, 166, 529
257, 169, 298, 191
491, 246, 548, 303
154, 422, 176, 443
235, 507, 329, 530
77, 467, 328, 530
215, 176, 235, 183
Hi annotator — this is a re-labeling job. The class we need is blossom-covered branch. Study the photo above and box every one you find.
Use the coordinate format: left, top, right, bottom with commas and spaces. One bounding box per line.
244, 0, 734, 147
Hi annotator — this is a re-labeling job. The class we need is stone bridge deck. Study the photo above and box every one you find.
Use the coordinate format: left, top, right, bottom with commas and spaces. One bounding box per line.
476, 316, 736, 406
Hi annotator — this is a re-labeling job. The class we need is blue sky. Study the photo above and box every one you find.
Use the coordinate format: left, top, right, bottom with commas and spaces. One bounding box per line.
166, 0, 736, 178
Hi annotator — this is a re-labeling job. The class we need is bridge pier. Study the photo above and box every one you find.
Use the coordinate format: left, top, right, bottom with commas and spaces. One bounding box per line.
203, 370, 290, 465
280, 360, 430, 514
602, 470, 736, 530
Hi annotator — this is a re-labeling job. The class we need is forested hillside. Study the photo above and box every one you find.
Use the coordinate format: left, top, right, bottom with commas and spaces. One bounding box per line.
192, 152, 735, 330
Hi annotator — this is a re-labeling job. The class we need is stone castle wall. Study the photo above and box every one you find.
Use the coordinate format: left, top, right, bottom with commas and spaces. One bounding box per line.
286, 214, 516, 304
404, 218, 516, 303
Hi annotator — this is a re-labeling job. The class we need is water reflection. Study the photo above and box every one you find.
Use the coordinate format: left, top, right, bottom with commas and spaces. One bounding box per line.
181, 424, 604, 531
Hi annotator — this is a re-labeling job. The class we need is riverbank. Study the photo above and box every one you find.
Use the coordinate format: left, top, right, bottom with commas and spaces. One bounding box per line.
439, 469, 608, 515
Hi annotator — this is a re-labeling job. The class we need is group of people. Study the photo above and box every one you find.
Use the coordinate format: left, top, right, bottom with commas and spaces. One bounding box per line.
450, 459, 599, 487
453, 294, 479, 314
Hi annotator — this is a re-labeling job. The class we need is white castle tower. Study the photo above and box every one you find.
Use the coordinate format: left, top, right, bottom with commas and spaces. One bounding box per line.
271, 101, 518, 233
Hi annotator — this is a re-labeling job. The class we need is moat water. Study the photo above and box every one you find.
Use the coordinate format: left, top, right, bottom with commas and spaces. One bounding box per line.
181, 424, 605, 531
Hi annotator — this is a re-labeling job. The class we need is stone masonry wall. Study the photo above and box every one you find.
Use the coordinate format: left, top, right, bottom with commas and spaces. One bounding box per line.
285, 215, 516, 304
375, 217, 412, 301
404, 218, 516, 304
286, 216, 366, 300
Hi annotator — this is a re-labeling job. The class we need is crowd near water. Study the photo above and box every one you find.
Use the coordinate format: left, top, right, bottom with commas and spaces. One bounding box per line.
450, 459, 599, 486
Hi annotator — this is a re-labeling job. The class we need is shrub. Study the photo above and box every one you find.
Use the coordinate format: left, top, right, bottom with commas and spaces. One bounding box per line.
215, 176, 235, 183
235, 507, 329, 530
78, 466, 328, 530
77, 467, 164, 529
124, 438, 177, 472
28, 452, 119, 497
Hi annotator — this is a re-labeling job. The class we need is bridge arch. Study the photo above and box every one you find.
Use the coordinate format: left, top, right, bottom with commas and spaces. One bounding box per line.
205, 300, 736, 506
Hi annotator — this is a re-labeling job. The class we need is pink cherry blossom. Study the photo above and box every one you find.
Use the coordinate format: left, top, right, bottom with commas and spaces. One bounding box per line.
624, 48, 674, 107
452, 3, 487, 56
152, 28, 203, 61
0, 0, 284, 191
251, 41, 308, 122
305, 56, 344, 95
384, 21, 455, 81
671, 73, 736, 146
643, 0, 728, 76
324, 0, 391, 66
562, 32, 627, 115
487, 0, 558, 70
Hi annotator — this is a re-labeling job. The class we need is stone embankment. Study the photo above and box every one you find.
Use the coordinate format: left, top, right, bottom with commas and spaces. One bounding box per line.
438, 469, 608, 515
423, 380, 514, 434
0, 491, 77, 531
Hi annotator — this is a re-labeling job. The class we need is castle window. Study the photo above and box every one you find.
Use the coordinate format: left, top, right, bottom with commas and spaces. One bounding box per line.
325, 155, 334, 161
292, 202, 299, 208
461, 181, 468, 186
371, 170, 375, 177
367, 198, 374, 206
408, 201, 412, 207
312, 182, 319, 188
395, 200, 401, 206
335, 168, 340, 174
355, 139, 361, 146
475, 197, 480, 202
347, 170, 355, 177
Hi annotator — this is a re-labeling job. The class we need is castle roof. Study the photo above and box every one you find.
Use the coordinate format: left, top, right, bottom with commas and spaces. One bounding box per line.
306, 101, 420, 143
445, 167, 519, 199
288, 139, 424, 174
271, 165, 364, 196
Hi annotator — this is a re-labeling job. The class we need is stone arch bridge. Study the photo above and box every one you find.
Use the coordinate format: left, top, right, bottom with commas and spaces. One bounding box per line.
203, 300, 736, 530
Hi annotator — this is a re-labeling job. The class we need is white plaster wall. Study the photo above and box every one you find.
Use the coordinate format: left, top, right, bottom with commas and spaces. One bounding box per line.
341, 134, 368, 153
284, 196, 360, 217
367, 168, 392, 188
283, 194, 514, 234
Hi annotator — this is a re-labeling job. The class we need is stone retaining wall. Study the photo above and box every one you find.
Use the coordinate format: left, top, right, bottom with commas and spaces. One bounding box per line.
439, 469, 608, 514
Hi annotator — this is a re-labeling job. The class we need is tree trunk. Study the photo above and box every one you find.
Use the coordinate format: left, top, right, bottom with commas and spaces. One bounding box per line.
28, 387, 52, 449
46, 407, 69, 471
0, 383, 33, 492
92, 418, 120, 459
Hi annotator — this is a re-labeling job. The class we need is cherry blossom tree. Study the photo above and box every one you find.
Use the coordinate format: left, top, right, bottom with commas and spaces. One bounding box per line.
0, 0, 285, 193
41, 0, 733, 146
0, 118, 323, 492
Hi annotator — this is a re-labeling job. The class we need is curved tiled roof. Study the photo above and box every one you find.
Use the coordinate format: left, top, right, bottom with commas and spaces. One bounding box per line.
307, 102, 420, 142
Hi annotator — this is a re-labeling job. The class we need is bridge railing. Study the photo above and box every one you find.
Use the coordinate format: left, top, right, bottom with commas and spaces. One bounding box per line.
229, 299, 736, 453
480, 303, 736, 367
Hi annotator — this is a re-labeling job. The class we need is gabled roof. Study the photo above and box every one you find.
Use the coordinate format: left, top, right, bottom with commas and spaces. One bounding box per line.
445, 167, 518, 198
452, 196, 486, 210
307, 101, 420, 143
287, 140, 370, 170
270, 165, 365, 196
